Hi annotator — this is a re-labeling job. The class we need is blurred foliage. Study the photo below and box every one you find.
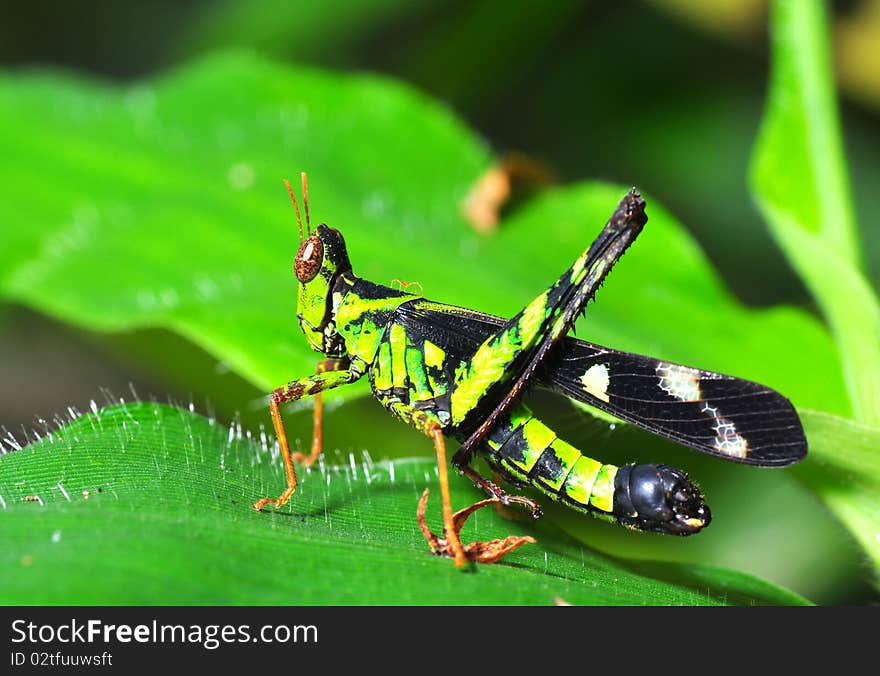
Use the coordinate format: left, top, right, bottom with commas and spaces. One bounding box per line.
751, 0, 880, 426
793, 409, 880, 574
178, 0, 441, 65
835, 0, 880, 110
0, 1, 878, 604
647, 0, 767, 40
2, 2, 878, 297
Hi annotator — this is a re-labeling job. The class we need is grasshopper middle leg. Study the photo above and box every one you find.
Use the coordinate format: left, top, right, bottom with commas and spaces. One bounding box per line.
457, 464, 543, 519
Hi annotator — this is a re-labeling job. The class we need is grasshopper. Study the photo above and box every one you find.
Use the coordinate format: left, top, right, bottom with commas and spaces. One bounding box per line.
253, 174, 807, 568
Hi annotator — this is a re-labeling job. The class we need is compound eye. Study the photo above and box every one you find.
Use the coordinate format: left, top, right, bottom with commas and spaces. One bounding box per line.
294, 235, 323, 283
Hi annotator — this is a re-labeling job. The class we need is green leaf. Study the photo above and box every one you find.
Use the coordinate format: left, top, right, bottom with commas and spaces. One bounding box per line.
0, 402, 810, 605
0, 52, 849, 417
750, 0, 880, 425
0, 53, 492, 398
795, 409, 880, 574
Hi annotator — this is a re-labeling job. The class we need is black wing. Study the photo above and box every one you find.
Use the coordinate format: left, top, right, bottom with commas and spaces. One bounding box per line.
397, 300, 807, 467
541, 339, 807, 466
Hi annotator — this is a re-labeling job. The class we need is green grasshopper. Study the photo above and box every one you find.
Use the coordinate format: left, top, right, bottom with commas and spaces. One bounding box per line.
253, 174, 807, 568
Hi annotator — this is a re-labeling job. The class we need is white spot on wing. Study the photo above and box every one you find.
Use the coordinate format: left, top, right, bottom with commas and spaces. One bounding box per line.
704, 403, 749, 458
579, 364, 610, 403
659, 363, 749, 457
657, 363, 702, 402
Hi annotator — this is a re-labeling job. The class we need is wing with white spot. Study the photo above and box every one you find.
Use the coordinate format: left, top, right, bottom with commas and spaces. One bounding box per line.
540, 340, 807, 466
394, 300, 807, 466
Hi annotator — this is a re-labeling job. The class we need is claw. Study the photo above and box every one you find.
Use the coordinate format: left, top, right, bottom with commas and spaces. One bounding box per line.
492, 499, 542, 522
291, 449, 321, 467
252, 487, 295, 512
417, 489, 536, 564
252, 498, 278, 511
291, 434, 324, 468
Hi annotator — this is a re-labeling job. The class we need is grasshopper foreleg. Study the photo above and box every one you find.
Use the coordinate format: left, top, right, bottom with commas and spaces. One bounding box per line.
290, 357, 348, 467
253, 360, 360, 512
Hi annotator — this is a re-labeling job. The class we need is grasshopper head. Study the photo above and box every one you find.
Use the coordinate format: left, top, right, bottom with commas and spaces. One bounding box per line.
282, 174, 353, 356
294, 224, 352, 355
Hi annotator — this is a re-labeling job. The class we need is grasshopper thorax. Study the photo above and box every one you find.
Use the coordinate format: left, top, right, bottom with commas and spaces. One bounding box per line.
295, 224, 353, 356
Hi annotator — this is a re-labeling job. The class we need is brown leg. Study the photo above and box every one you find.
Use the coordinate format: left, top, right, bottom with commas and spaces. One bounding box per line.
489, 471, 532, 522
398, 408, 534, 567
419, 427, 536, 566
459, 465, 543, 519
253, 394, 298, 511
252, 363, 358, 512
291, 358, 342, 467
417, 490, 536, 564
429, 425, 468, 568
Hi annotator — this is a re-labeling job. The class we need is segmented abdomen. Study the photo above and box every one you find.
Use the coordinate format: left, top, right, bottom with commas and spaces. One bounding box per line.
480, 403, 620, 519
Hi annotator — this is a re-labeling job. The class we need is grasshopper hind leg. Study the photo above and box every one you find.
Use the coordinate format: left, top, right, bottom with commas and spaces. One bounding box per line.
417, 488, 535, 565
417, 422, 536, 566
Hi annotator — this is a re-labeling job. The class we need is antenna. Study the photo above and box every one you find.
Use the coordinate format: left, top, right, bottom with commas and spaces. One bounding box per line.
301, 172, 311, 236
283, 178, 304, 243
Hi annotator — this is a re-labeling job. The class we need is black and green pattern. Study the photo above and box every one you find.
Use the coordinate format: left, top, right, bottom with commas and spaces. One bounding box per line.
272, 188, 806, 537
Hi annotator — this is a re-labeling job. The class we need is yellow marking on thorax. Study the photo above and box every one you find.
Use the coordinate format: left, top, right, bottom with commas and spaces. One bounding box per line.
353, 318, 383, 364
373, 340, 393, 391
335, 292, 417, 363
389, 323, 408, 390
424, 340, 445, 369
